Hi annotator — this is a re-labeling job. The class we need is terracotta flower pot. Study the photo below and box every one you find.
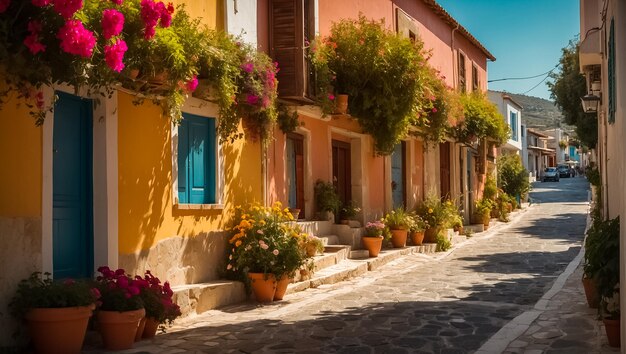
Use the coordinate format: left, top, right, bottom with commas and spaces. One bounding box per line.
603, 318, 621, 347
25, 305, 94, 354
424, 227, 440, 243
142, 317, 160, 339
135, 316, 147, 342
247, 273, 277, 303
273, 275, 292, 301
97, 308, 146, 350
581, 276, 599, 309
390, 229, 408, 248
362, 236, 383, 257
411, 231, 425, 245
334, 94, 348, 114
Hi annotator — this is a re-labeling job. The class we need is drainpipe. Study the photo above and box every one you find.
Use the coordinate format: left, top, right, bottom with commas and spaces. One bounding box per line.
451, 24, 460, 90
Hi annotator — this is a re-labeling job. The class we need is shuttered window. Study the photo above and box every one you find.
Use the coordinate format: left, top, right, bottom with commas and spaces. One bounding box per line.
458, 53, 466, 92
472, 65, 479, 92
178, 113, 217, 204
608, 18, 615, 124
270, 0, 305, 99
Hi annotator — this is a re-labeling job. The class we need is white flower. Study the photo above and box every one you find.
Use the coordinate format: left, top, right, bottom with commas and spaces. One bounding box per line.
273, 249, 279, 255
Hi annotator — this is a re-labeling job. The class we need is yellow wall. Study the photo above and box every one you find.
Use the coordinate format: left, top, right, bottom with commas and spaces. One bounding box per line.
174, 0, 224, 30
0, 94, 42, 217
117, 92, 262, 254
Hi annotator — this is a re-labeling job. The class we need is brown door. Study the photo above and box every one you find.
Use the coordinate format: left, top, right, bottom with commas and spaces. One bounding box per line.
332, 140, 351, 207
286, 133, 305, 215
439, 142, 451, 199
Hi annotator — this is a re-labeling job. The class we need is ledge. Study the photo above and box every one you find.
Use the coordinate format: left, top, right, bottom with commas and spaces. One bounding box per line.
175, 203, 224, 210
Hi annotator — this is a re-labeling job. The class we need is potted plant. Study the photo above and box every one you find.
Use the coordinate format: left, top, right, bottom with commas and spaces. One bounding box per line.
314, 180, 341, 221
95, 267, 145, 350
362, 221, 386, 257
474, 198, 493, 229
383, 207, 411, 248
9, 272, 99, 354
225, 202, 306, 302
408, 213, 427, 246
582, 212, 604, 308
416, 194, 446, 243
298, 233, 325, 258
340, 200, 361, 224
136, 271, 181, 339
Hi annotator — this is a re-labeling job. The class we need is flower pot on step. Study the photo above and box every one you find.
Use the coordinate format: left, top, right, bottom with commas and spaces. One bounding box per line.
603, 318, 621, 347
581, 276, 599, 308
97, 308, 146, 350
25, 305, 94, 354
247, 273, 277, 303
142, 317, 160, 339
390, 229, 408, 248
273, 275, 292, 301
362, 236, 383, 257
424, 227, 441, 243
411, 231, 425, 245
135, 316, 147, 341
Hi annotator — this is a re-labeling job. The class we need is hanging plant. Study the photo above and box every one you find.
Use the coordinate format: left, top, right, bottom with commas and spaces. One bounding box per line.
454, 92, 510, 146
311, 16, 434, 155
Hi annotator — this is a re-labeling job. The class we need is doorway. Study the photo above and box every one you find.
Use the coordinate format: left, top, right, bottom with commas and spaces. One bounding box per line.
391, 142, 406, 208
332, 140, 351, 207
287, 133, 305, 216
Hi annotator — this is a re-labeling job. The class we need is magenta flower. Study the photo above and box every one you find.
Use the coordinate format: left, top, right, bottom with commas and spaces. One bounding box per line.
32, 0, 50, 6
141, 0, 160, 39
157, 1, 171, 28
0, 0, 10, 13
185, 75, 198, 92
52, 0, 83, 19
104, 40, 127, 72
110, 0, 123, 4
24, 20, 46, 54
246, 94, 259, 106
241, 62, 254, 73
101, 9, 125, 40
328, 94, 335, 101
260, 243, 269, 250
57, 20, 96, 58
431, 107, 438, 113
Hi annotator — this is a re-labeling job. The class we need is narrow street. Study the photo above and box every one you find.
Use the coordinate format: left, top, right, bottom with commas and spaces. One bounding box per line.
89, 177, 590, 354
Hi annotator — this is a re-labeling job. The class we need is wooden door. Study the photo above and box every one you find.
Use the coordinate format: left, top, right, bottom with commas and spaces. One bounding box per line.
287, 133, 305, 215
332, 140, 351, 207
439, 142, 451, 199
391, 142, 406, 208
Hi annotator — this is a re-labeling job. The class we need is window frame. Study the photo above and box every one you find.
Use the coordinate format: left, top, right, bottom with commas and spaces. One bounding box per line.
458, 52, 466, 92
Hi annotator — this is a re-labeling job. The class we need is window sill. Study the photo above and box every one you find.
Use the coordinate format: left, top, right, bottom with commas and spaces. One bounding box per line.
175, 203, 224, 210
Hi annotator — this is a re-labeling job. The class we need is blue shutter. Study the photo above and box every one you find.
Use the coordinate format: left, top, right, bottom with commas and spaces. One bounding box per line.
608, 19, 616, 124
178, 113, 216, 204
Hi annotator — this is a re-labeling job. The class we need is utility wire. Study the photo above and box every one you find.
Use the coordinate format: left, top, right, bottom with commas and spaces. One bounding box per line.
487, 63, 560, 83
520, 72, 552, 95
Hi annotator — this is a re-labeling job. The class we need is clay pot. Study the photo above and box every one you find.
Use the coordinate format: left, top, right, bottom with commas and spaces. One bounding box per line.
581, 276, 599, 309
390, 229, 408, 248
273, 275, 292, 301
334, 94, 349, 114
362, 236, 383, 257
97, 308, 146, 350
247, 273, 277, 303
603, 318, 620, 347
25, 305, 94, 354
411, 231, 425, 245
135, 316, 147, 342
142, 317, 160, 339
424, 227, 441, 243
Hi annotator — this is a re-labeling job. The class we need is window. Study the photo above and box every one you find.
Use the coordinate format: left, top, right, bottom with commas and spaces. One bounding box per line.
471, 64, 479, 92
177, 113, 217, 204
510, 111, 518, 141
458, 52, 466, 92
608, 18, 615, 124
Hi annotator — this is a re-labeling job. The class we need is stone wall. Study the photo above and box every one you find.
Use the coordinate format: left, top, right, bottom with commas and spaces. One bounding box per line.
0, 217, 42, 348
119, 231, 229, 287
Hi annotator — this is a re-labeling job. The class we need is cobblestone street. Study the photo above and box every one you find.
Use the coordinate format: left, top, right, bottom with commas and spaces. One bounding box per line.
86, 178, 595, 353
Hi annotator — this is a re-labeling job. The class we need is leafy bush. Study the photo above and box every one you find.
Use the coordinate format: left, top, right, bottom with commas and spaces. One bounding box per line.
455, 92, 510, 145
383, 207, 412, 230
497, 154, 530, 199
586, 165, 601, 187
364, 220, 385, 237
314, 180, 341, 214
95, 267, 144, 312
436, 231, 451, 252
136, 271, 180, 326
584, 217, 619, 318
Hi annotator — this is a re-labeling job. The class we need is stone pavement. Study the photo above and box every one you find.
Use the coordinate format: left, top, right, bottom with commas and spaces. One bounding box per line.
84, 178, 601, 354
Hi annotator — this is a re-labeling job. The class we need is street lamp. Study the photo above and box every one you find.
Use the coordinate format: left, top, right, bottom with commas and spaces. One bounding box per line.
580, 93, 600, 113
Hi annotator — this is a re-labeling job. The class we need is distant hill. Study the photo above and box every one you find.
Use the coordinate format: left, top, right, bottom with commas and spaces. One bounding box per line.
491, 91, 574, 132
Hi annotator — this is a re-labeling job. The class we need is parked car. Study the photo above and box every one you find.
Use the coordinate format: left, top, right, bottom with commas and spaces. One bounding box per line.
557, 165, 572, 178
542, 167, 560, 182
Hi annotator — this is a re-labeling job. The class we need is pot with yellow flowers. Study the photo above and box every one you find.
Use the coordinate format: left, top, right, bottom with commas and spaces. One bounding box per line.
383, 207, 411, 248
225, 203, 307, 302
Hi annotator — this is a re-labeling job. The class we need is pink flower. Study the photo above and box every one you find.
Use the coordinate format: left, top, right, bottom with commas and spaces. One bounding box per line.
0, 0, 9, 13
90, 288, 101, 299
32, 0, 50, 6
241, 62, 254, 73
35, 91, 44, 109
110, 0, 123, 4
104, 39, 127, 72
257, 229, 264, 234
246, 94, 259, 106
115, 268, 126, 276
227, 264, 232, 270
185, 75, 198, 92
272, 249, 279, 255
117, 276, 129, 289
57, 19, 96, 58
24, 20, 46, 54
157, 1, 171, 28
328, 94, 335, 101
141, 0, 160, 39
101, 9, 124, 40
260, 243, 269, 250
128, 285, 140, 296
431, 107, 438, 113
52, 0, 83, 19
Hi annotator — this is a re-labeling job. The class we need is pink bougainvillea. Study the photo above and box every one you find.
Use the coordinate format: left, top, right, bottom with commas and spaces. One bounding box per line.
0, 0, 10, 13
57, 19, 96, 58
24, 20, 47, 54
32, 0, 50, 7
104, 39, 127, 72
140, 0, 173, 39
101, 9, 124, 40
52, 0, 83, 19
246, 94, 259, 106
185, 75, 198, 92
110, 0, 123, 4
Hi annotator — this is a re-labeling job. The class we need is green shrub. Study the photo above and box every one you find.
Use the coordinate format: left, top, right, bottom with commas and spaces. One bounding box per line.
314, 180, 341, 214
497, 154, 530, 199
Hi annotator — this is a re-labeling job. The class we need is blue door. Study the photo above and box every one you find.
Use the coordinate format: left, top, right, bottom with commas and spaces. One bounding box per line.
177, 113, 216, 204
53, 92, 93, 279
391, 142, 405, 208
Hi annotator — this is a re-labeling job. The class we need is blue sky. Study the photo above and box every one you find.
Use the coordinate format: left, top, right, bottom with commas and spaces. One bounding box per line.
437, 0, 580, 100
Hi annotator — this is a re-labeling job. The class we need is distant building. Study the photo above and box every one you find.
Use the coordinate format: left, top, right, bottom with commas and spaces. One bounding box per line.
488, 91, 523, 156
521, 126, 555, 181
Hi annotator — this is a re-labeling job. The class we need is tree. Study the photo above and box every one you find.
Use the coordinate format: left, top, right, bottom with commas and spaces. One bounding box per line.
547, 40, 597, 149
497, 154, 530, 199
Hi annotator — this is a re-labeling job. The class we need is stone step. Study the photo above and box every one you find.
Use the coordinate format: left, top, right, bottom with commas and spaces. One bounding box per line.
319, 235, 339, 245
465, 223, 485, 233
286, 261, 369, 295
332, 224, 364, 249
349, 250, 370, 259
452, 235, 468, 245
172, 280, 246, 317
295, 220, 333, 236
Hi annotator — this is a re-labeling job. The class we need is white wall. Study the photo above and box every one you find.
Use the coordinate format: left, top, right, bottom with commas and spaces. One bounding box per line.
225, 0, 258, 47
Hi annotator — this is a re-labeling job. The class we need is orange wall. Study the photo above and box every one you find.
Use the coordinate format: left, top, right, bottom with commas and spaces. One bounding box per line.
0, 94, 42, 217
117, 92, 262, 254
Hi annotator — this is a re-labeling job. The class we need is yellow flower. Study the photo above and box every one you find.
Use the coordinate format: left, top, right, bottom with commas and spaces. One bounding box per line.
235, 240, 242, 247
241, 214, 248, 220
259, 220, 266, 226
428, 208, 433, 214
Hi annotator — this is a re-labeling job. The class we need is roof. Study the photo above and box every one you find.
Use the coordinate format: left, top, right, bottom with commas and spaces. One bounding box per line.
421, 0, 496, 61
528, 146, 556, 154
502, 94, 523, 110
526, 129, 550, 138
